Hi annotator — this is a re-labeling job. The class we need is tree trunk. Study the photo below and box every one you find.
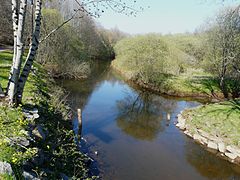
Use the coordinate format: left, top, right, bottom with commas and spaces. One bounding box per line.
7, 0, 27, 104
6, 0, 19, 95
220, 56, 228, 99
17, 0, 42, 103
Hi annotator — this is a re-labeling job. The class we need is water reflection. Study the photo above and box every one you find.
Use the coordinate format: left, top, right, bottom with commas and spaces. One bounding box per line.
58, 62, 240, 180
116, 91, 178, 140
186, 141, 240, 179
57, 61, 111, 110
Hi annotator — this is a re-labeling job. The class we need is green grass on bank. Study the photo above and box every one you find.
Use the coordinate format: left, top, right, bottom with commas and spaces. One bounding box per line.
0, 51, 95, 179
0, 51, 37, 170
183, 101, 240, 147
0, 174, 15, 180
112, 60, 221, 97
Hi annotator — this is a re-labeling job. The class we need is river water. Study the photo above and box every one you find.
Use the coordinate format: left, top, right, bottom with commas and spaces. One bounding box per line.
58, 62, 240, 180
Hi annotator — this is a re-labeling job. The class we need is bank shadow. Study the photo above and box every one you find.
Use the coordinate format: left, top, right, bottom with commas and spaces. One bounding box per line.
186, 75, 220, 98
185, 141, 240, 179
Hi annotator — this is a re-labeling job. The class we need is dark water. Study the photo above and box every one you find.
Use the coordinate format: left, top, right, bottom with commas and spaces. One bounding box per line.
58, 63, 240, 180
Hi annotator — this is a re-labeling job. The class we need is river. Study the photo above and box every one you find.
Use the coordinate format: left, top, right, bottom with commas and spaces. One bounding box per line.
58, 62, 240, 180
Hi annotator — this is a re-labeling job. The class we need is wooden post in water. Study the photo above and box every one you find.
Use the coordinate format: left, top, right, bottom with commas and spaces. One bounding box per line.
167, 113, 171, 121
77, 109, 82, 139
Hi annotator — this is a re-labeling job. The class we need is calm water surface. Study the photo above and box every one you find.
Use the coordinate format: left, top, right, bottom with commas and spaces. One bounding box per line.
58, 63, 240, 180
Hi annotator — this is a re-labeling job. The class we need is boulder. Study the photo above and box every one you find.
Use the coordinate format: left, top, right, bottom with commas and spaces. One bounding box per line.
23, 171, 40, 180
193, 134, 208, 145
29, 108, 38, 114
225, 152, 238, 160
0, 161, 13, 175
33, 114, 40, 119
24, 113, 34, 120
193, 134, 202, 141
226, 146, 240, 156
176, 116, 186, 130
207, 141, 218, 150
218, 142, 226, 153
9, 137, 30, 147
184, 130, 192, 137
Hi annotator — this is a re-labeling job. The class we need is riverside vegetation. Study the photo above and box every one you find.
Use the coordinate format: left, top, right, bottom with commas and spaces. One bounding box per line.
0, 0, 132, 178
0, 50, 98, 179
112, 6, 240, 164
0, 0, 240, 179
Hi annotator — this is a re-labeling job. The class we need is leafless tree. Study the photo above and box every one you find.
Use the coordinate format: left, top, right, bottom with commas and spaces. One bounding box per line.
206, 6, 240, 98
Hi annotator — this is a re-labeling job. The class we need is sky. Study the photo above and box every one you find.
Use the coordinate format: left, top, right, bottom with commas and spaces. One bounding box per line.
96, 0, 239, 34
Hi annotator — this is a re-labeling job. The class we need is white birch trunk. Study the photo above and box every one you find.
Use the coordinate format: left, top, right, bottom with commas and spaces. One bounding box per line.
6, 0, 19, 94
7, 0, 27, 104
17, 0, 42, 103
12, 0, 19, 63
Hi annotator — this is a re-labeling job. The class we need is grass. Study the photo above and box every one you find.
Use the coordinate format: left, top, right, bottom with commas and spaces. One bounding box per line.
182, 100, 240, 147
0, 51, 37, 166
112, 34, 240, 149
0, 51, 95, 179
0, 174, 15, 180
112, 60, 221, 98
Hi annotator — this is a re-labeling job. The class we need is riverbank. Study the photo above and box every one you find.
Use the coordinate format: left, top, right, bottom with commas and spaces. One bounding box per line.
176, 101, 240, 165
111, 61, 222, 100
111, 60, 240, 166
0, 51, 96, 179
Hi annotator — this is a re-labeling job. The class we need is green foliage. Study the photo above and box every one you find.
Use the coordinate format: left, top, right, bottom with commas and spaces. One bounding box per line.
0, 174, 15, 180
37, 8, 114, 79
113, 34, 221, 97
0, 51, 96, 179
114, 34, 191, 77
0, 106, 38, 176
201, 6, 240, 98
163, 33, 207, 65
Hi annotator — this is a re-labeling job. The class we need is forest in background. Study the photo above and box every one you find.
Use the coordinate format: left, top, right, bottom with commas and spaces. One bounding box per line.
112, 6, 240, 99
0, 0, 240, 179
0, 0, 127, 79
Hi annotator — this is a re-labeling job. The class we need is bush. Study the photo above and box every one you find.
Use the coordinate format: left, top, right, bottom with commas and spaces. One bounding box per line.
113, 34, 192, 81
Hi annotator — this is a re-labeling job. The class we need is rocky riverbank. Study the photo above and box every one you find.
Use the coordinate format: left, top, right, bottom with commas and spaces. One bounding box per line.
111, 61, 240, 166
176, 106, 240, 165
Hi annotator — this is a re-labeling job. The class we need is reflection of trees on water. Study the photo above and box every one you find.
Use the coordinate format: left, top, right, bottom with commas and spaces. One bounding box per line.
116, 91, 178, 140
185, 142, 240, 179
58, 61, 112, 110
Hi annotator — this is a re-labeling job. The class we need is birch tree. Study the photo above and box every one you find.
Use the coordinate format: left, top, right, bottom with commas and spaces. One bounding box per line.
5, 0, 142, 105
17, 0, 43, 103
7, 0, 27, 104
